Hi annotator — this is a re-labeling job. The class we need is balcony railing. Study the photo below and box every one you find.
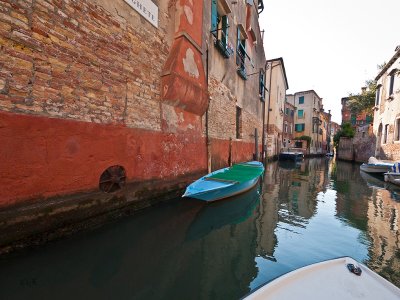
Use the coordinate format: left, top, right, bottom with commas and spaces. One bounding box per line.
236, 43, 253, 80
213, 31, 234, 59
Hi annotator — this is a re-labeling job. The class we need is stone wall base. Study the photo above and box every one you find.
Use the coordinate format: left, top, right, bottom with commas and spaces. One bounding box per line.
0, 171, 204, 256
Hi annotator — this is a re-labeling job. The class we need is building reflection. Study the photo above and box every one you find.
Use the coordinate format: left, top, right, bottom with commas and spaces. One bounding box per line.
334, 160, 400, 287
256, 159, 329, 260
367, 187, 400, 286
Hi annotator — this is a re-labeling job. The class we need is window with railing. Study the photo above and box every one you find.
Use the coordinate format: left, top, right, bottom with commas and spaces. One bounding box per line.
259, 70, 265, 100
236, 25, 252, 80
211, 0, 233, 58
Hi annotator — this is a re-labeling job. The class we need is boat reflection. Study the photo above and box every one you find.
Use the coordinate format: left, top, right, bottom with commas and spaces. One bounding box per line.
360, 168, 400, 201
360, 170, 386, 189
186, 184, 261, 241
277, 160, 301, 170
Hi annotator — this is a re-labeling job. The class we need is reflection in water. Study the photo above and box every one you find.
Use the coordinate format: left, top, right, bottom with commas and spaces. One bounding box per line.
0, 158, 399, 299
186, 186, 261, 241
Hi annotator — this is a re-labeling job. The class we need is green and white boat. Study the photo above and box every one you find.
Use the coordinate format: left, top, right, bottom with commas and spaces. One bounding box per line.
182, 161, 264, 202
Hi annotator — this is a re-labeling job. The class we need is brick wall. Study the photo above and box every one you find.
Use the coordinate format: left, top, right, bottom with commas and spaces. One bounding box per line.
337, 137, 354, 161
0, 0, 210, 205
0, 0, 169, 129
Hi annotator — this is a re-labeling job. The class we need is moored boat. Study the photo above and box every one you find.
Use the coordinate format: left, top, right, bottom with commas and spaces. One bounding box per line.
244, 257, 400, 300
182, 161, 264, 202
384, 172, 400, 187
278, 151, 304, 162
360, 157, 393, 174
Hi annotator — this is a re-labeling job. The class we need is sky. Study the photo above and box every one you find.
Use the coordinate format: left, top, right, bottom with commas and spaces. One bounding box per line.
259, 0, 400, 124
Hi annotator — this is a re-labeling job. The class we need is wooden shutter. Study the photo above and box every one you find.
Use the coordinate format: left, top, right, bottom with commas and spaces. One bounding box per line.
211, 0, 218, 33
222, 15, 228, 47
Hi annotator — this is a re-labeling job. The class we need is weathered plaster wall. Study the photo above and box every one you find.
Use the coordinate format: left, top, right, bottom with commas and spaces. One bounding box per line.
373, 51, 400, 160
0, 0, 208, 206
337, 137, 354, 161
353, 124, 375, 162
0, 111, 207, 206
203, 1, 265, 168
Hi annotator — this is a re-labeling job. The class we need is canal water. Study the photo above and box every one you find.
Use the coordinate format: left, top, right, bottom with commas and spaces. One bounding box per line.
0, 158, 399, 299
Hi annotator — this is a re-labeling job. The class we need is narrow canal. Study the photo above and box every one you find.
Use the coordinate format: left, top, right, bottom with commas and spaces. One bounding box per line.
1, 158, 399, 299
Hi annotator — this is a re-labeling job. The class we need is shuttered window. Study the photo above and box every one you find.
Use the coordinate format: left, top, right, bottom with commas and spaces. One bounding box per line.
259, 70, 265, 100
295, 124, 305, 132
211, 0, 218, 32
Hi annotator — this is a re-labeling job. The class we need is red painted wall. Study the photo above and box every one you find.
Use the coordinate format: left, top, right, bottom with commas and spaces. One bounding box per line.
210, 138, 261, 171
0, 111, 207, 207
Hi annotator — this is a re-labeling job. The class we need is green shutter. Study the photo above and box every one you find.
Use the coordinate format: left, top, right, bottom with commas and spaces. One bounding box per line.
351, 114, 356, 125
236, 27, 241, 65
222, 15, 228, 47
259, 72, 265, 99
211, 0, 218, 32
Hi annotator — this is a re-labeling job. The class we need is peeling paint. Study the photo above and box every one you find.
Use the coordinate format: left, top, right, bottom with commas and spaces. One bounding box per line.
163, 84, 169, 97
184, 5, 193, 25
182, 48, 199, 78
162, 105, 180, 130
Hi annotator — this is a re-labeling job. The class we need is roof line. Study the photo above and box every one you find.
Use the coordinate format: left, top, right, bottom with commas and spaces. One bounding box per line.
266, 57, 289, 90
375, 47, 400, 80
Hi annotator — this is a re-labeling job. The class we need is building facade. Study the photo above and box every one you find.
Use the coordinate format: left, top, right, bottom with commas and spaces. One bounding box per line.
282, 99, 295, 150
0, 0, 267, 250
373, 46, 400, 160
321, 111, 332, 153
341, 96, 373, 127
207, 0, 266, 169
288, 90, 325, 154
265, 57, 289, 158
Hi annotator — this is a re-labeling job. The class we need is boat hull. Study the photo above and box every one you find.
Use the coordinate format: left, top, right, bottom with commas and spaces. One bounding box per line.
360, 163, 393, 174
183, 161, 264, 202
185, 176, 260, 202
244, 257, 400, 300
384, 172, 400, 186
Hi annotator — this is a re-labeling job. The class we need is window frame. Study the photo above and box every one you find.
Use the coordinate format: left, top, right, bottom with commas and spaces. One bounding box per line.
211, 0, 233, 59
383, 124, 389, 144
395, 118, 400, 141
388, 69, 397, 97
236, 106, 242, 139
295, 123, 305, 132
259, 70, 265, 100
376, 84, 381, 106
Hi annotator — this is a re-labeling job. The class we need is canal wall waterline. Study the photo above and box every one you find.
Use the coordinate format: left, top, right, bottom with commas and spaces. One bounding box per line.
0, 171, 204, 256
